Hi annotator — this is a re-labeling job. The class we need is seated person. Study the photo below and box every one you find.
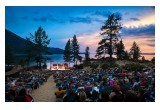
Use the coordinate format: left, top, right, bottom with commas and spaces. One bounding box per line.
55, 87, 65, 101
14, 88, 33, 102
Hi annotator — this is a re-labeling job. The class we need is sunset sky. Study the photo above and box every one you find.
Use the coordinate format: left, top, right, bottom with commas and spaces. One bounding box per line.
5, 6, 155, 54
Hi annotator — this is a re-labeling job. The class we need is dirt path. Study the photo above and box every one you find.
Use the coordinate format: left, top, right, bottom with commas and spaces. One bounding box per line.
31, 76, 57, 102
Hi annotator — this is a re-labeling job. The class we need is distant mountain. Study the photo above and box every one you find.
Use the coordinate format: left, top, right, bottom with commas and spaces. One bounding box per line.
47, 47, 64, 54
5, 29, 64, 54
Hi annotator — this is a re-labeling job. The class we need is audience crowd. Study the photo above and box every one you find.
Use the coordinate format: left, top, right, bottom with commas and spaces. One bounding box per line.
53, 67, 155, 102
5, 69, 52, 102
5, 66, 155, 102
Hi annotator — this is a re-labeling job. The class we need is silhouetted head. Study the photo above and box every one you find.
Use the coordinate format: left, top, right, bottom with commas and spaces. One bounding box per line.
124, 90, 139, 102
101, 90, 109, 101
19, 88, 27, 96
58, 87, 62, 91
112, 84, 120, 92
79, 91, 86, 102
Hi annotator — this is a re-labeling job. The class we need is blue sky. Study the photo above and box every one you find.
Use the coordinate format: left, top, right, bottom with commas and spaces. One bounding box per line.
5, 6, 155, 53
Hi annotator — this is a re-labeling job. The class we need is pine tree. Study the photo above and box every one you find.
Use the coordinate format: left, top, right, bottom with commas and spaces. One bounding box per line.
64, 39, 71, 62
130, 41, 141, 61
151, 57, 155, 64
123, 51, 130, 60
141, 56, 146, 62
115, 40, 125, 60
95, 39, 109, 59
100, 13, 122, 61
71, 35, 80, 65
27, 26, 51, 68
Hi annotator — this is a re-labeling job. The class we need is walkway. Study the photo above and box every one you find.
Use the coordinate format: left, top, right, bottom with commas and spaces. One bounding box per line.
31, 76, 57, 102
5, 65, 22, 76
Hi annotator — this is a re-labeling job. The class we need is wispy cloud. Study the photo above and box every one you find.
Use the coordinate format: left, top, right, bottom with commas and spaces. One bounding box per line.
123, 36, 155, 53
69, 16, 92, 24
69, 16, 104, 24
121, 24, 155, 37
146, 44, 155, 47
92, 11, 112, 17
91, 11, 122, 18
130, 17, 140, 21
60, 31, 102, 52
146, 39, 155, 42
33, 15, 58, 22
33, 17, 48, 22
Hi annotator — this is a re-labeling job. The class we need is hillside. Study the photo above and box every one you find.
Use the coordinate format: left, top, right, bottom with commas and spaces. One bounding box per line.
5, 29, 64, 54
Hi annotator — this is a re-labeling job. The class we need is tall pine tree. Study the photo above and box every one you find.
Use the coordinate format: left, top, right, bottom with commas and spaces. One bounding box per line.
71, 35, 80, 65
64, 39, 71, 62
100, 13, 122, 61
27, 26, 51, 68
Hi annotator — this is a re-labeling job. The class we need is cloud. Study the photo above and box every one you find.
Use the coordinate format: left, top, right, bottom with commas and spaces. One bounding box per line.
145, 39, 155, 47
92, 11, 111, 17
122, 37, 155, 54
77, 32, 102, 52
130, 17, 140, 21
121, 24, 155, 37
91, 11, 122, 18
60, 31, 102, 52
146, 39, 155, 42
33, 17, 47, 22
69, 17, 92, 24
124, 12, 130, 15
146, 44, 155, 47
33, 15, 58, 22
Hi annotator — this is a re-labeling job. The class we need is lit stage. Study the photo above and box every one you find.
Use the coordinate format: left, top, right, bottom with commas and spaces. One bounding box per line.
46, 62, 74, 70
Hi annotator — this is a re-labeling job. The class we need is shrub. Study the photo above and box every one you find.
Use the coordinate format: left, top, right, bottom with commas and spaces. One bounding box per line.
83, 61, 91, 67
122, 63, 146, 71
101, 62, 119, 70
90, 63, 99, 69
101, 63, 109, 70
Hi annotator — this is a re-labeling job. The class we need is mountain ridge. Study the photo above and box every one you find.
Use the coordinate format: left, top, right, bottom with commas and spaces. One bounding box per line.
5, 29, 64, 54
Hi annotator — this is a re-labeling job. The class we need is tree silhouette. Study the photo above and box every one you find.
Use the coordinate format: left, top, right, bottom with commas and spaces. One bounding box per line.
95, 39, 109, 59
151, 57, 155, 64
123, 51, 130, 60
130, 41, 141, 61
141, 56, 146, 62
26, 26, 50, 68
71, 35, 80, 65
64, 39, 71, 62
115, 40, 125, 60
100, 13, 122, 61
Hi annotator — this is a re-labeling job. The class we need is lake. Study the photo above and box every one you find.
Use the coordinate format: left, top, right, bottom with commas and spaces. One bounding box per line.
14, 53, 154, 66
